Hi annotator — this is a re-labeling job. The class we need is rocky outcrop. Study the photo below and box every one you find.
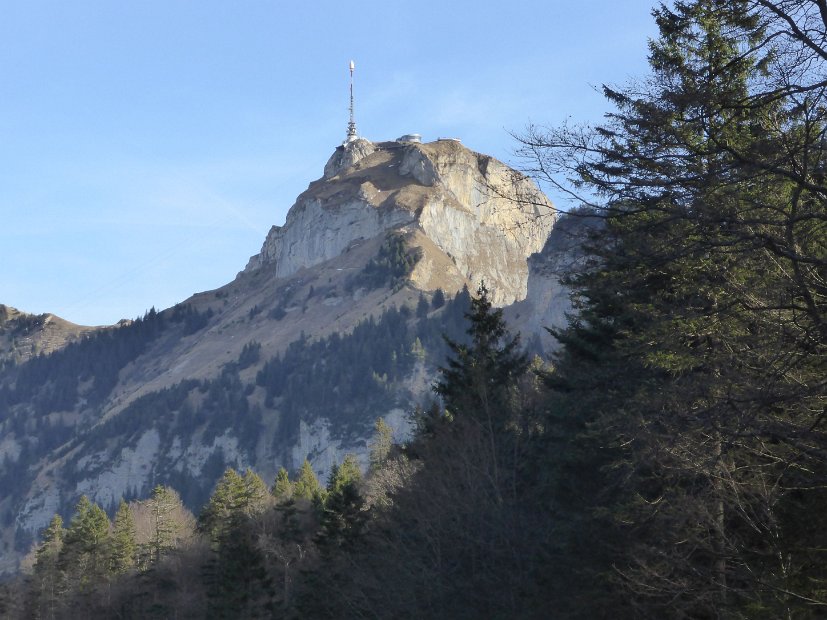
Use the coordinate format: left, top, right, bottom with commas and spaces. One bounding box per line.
323, 137, 376, 179
506, 211, 603, 354
0, 305, 99, 365
245, 138, 556, 305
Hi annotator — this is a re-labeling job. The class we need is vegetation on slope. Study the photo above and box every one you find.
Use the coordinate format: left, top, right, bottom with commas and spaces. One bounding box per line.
2, 1, 827, 617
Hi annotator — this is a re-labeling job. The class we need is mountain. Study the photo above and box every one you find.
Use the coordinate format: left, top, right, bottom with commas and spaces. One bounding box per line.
0, 136, 577, 573
0, 305, 102, 368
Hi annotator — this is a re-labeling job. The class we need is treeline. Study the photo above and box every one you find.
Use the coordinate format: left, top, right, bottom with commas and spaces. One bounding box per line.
3, 285, 554, 618
255, 287, 467, 440
4, 289, 471, 556
4, 1, 826, 617
0, 306, 216, 547
0, 304, 215, 418
0, 308, 166, 416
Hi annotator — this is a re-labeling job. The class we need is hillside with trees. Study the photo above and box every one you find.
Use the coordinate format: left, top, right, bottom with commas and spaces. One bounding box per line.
1, 0, 825, 617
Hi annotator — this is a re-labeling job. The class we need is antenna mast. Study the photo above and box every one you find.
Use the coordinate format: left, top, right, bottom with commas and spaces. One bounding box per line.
346, 60, 357, 143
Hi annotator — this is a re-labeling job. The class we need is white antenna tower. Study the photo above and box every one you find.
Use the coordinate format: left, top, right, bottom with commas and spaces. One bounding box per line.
345, 60, 358, 143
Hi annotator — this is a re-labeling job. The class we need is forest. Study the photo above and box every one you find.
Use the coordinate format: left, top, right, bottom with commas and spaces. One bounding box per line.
2, 0, 827, 617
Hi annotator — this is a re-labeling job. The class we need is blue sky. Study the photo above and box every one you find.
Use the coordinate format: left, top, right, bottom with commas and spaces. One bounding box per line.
1, 1, 658, 325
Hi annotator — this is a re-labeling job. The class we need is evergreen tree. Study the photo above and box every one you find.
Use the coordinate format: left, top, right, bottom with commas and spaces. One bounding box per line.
109, 499, 137, 574
200, 468, 269, 546
201, 469, 274, 617
435, 282, 529, 431
142, 485, 185, 568
326, 454, 361, 496
520, 0, 827, 615
369, 417, 393, 472
416, 293, 430, 318
292, 460, 322, 501
271, 466, 293, 501
199, 469, 245, 545
431, 287, 445, 309
29, 514, 65, 619
58, 496, 111, 594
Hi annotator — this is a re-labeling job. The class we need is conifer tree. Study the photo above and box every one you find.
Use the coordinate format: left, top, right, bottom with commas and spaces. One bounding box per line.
60, 496, 111, 583
326, 454, 361, 496
292, 460, 322, 501
521, 0, 827, 615
199, 469, 245, 545
317, 455, 365, 550
369, 417, 393, 472
242, 468, 269, 511
142, 485, 185, 567
109, 499, 136, 574
29, 514, 65, 619
200, 468, 269, 546
271, 466, 293, 501
435, 282, 528, 431
201, 469, 274, 617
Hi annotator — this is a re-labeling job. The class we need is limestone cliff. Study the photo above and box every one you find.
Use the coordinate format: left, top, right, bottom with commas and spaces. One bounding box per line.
245, 138, 555, 305
506, 211, 603, 355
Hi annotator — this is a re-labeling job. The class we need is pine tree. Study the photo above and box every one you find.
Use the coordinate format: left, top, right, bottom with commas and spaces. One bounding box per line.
201, 469, 274, 617
58, 496, 111, 594
200, 468, 269, 546
142, 485, 185, 567
242, 468, 269, 510
369, 417, 393, 472
29, 514, 65, 619
109, 499, 136, 574
520, 0, 827, 615
435, 282, 529, 431
271, 467, 293, 501
199, 469, 245, 545
431, 287, 445, 309
416, 293, 430, 318
292, 460, 322, 501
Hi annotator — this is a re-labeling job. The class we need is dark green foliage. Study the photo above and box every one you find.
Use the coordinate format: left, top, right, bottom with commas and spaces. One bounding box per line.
200, 469, 275, 618
315, 455, 365, 552
1, 308, 165, 415
435, 283, 529, 430
292, 460, 322, 501
346, 232, 422, 292
204, 519, 274, 619
369, 417, 393, 472
58, 496, 112, 594
517, 1, 827, 615
431, 287, 445, 309
237, 340, 261, 369
297, 286, 549, 619
28, 514, 65, 619
170, 303, 214, 335
199, 468, 269, 545
415, 292, 430, 318
110, 499, 137, 575
255, 290, 472, 440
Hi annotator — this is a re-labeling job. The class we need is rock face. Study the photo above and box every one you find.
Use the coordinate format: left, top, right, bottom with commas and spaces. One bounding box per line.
245, 138, 555, 305
506, 211, 603, 355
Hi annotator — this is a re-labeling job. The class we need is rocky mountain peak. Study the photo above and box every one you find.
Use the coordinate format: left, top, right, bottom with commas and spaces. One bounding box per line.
245, 137, 556, 305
